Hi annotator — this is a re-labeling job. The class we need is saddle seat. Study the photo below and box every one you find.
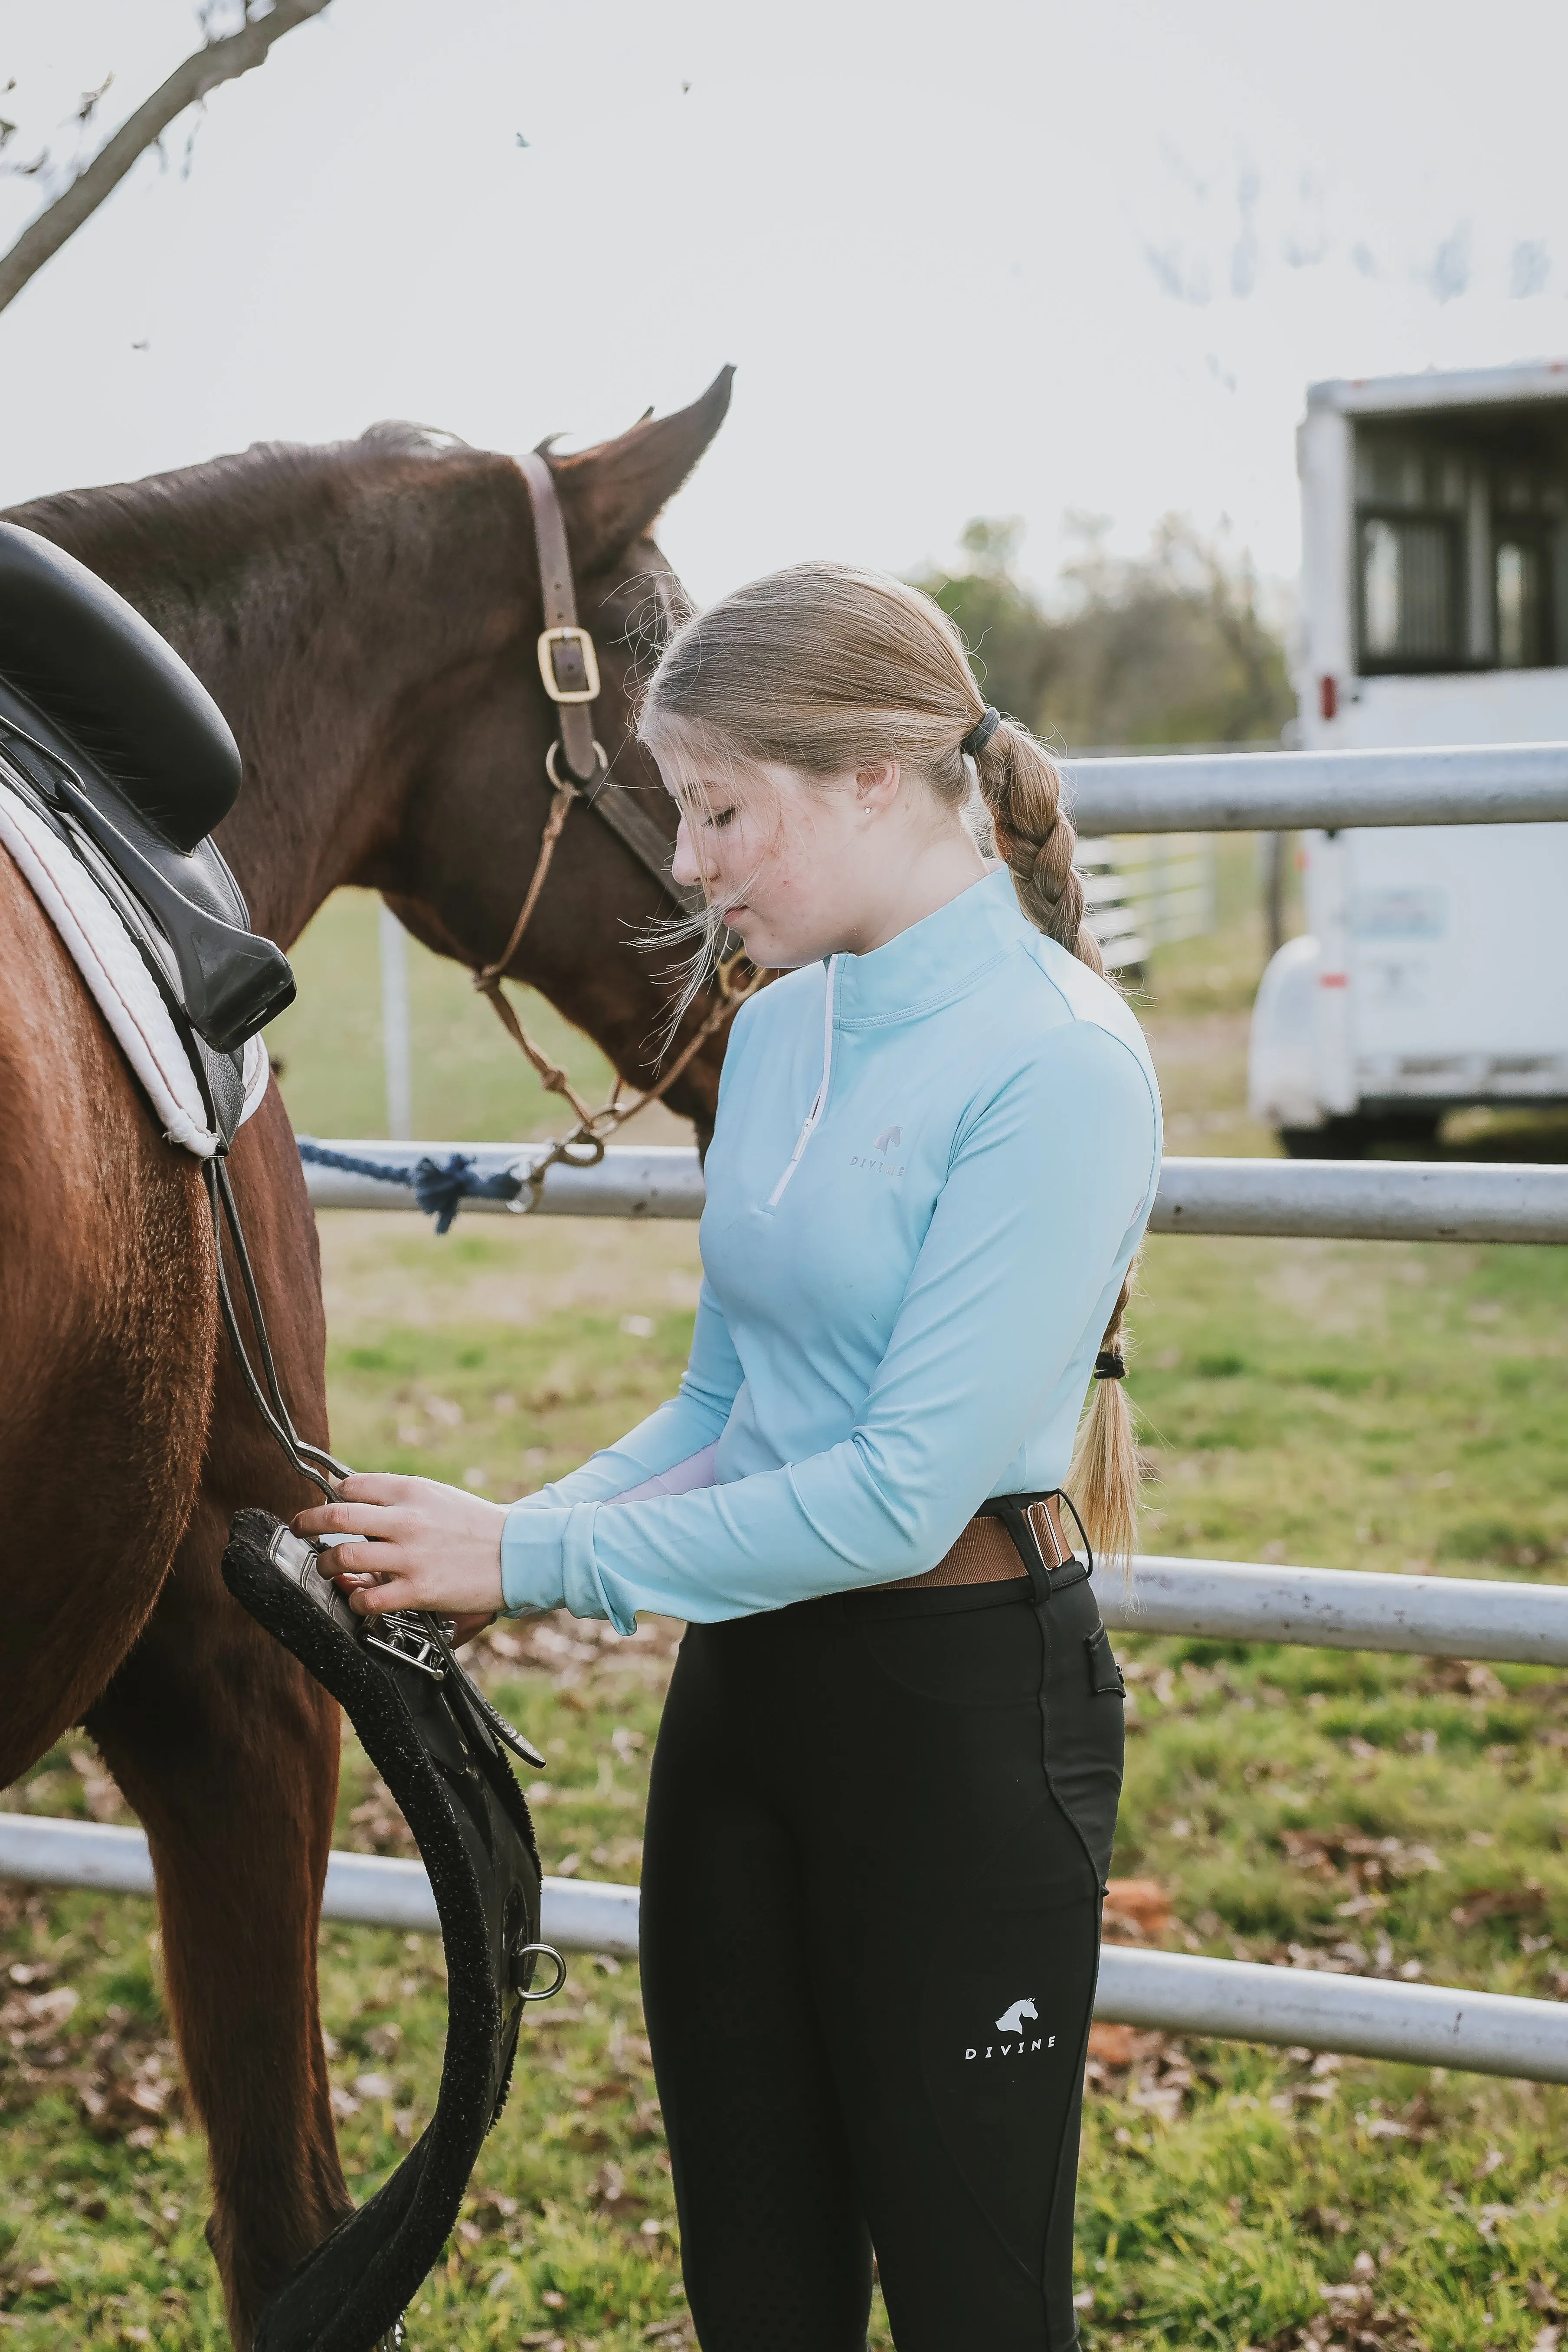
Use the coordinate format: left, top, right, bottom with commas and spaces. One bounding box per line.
0, 522, 294, 1074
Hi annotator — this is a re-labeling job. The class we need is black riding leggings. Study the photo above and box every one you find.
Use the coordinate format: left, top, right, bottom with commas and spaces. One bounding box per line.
640, 1545, 1126, 2352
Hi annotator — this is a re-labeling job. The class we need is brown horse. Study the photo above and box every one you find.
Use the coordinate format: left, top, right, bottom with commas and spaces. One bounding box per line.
0, 371, 732, 2345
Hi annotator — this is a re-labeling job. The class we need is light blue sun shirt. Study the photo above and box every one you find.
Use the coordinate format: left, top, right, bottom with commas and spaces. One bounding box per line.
500, 866, 1162, 1631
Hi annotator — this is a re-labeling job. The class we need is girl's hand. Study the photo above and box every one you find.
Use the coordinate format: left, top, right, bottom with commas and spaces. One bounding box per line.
292, 1474, 507, 1620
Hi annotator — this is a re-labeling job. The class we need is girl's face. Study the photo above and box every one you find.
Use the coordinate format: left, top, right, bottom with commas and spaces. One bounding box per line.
666, 753, 972, 969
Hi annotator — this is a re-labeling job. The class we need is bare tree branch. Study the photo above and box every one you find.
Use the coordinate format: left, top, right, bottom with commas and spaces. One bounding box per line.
0, 0, 334, 320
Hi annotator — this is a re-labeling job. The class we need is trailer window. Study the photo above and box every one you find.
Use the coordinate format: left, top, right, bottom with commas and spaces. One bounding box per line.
1352, 406, 1568, 674
1496, 538, 1549, 668
1359, 516, 1459, 665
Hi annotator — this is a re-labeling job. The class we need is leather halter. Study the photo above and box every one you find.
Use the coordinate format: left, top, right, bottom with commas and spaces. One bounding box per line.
513, 449, 687, 888
468, 447, 759, 1181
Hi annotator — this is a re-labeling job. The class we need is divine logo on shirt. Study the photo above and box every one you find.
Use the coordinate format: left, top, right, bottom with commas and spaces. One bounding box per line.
848, 1124, 905, 1177
964, 1995, 1055, 2061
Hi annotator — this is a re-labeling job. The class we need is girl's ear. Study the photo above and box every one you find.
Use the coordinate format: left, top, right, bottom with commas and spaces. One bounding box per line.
854, 758, 900, 813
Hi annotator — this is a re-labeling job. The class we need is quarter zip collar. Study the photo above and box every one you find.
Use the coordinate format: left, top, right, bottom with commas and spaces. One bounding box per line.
833, 867, 1024, 1027
764, 872, 1029, 1208
766, 952, 838, 1208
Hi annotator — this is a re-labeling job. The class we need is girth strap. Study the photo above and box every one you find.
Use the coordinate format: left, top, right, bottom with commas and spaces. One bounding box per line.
223, 1513, 557, 2352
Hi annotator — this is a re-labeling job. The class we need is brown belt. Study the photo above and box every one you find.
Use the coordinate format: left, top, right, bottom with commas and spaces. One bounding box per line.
879, 1497, 1072, 1591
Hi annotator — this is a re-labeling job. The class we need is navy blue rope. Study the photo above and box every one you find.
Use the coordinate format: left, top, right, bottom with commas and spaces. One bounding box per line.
298, 1140, 524, 1235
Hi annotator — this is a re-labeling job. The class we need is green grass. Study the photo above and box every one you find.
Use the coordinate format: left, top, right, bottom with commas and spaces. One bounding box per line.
5, 853, 1568, 2349
325, 1302, 698, 1503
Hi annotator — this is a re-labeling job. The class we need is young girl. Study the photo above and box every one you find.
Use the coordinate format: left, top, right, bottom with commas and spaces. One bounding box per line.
297, 562, 1162, 2352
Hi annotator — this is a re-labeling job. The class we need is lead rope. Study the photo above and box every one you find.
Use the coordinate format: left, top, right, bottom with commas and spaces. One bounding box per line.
465, 737, 760, 1187
465, 727, 761, 1192
474, 915, 761, 1194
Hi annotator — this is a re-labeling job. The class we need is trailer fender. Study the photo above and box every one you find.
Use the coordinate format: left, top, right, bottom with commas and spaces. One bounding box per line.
1248, 934, 1325, 1130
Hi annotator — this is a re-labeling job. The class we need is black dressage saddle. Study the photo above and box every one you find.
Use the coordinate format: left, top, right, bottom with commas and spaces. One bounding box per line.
0, 521, 294, 1131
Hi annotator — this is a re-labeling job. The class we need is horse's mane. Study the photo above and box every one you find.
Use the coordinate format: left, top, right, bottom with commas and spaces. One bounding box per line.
3, 422, 480, 586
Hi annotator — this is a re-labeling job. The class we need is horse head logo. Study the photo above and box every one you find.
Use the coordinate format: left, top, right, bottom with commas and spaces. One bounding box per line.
995, 1997, 1037, 2034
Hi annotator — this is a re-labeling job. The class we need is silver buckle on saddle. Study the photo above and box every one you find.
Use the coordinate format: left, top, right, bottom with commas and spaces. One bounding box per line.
363, 1612, 448, 1680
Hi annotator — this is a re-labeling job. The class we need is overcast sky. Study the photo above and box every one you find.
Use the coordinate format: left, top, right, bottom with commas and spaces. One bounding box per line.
3, 0, 1566, 606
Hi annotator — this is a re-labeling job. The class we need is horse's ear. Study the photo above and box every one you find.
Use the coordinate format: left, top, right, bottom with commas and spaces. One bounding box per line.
547, 368, 734, 577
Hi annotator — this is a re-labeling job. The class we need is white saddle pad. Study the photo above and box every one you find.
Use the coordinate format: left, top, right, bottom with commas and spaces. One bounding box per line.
0, 775, 268, 1159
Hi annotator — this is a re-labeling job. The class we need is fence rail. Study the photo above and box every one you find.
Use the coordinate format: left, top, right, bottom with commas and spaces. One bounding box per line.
4, 1815, 1561, 2084
1093, 1946, 1568, 2083
1078, 833, 1216, 970
300, 1142, 1568, 1245
1061, 741, 1568, 833
1102, 1554, 1568, 1666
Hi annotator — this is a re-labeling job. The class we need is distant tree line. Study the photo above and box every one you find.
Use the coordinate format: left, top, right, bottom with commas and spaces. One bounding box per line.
913, 515, 1294, 749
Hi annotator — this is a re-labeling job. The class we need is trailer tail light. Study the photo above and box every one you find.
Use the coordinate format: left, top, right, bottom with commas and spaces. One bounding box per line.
1319, 675, 1338, 721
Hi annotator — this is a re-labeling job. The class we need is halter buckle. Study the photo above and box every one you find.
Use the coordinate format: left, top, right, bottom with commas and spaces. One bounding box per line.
537, 625, 601, 704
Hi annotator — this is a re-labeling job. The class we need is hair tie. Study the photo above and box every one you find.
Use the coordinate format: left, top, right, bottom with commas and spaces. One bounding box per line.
1093, 1349, 1126, 1381
960, 706, 1000, 759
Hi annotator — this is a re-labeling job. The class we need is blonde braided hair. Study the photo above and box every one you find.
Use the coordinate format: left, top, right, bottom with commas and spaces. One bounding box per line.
967, 713, 1140, 1575
639, 560, 1142, 1572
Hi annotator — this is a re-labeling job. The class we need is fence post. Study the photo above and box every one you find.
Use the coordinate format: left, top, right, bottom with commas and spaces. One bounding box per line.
377, 900, 412, 1142
1262, 830, 1286, 957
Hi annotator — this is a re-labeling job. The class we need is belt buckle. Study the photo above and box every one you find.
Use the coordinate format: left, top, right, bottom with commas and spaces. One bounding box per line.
1025, 1499, 1069, 1570
537, 625, 601, 704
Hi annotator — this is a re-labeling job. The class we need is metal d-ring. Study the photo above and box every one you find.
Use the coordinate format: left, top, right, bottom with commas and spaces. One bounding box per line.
514, 1942, 568, 2001
545, 737, 607, 795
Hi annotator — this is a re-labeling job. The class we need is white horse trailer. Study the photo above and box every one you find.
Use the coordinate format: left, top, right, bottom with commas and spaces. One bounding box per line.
1249, 363, 1568, 1153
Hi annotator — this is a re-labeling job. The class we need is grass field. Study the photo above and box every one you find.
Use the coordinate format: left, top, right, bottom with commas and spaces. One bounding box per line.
4, 852, 1568, 2350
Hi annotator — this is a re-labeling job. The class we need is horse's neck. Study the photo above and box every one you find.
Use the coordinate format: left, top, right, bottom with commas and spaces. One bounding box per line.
166, 549, 422, 948
16, 445, 517, 949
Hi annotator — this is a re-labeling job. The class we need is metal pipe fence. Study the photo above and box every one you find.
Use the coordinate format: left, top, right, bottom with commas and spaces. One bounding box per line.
1061, 740, 1568, 833
1101, 1554, 1568, 1666
0, 1814, 637, 1960
4, 1814, 1562, 2084
5, 1539, 1565, 2076
299, 1141, 1568, 1245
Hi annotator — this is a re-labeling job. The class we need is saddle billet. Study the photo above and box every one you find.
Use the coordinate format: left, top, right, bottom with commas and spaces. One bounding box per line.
223, 1510, 562, 2352
0, 522, 295, 1070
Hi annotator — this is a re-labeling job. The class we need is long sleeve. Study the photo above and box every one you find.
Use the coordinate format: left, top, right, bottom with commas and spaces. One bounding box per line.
499, 1018, 1158, 1631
